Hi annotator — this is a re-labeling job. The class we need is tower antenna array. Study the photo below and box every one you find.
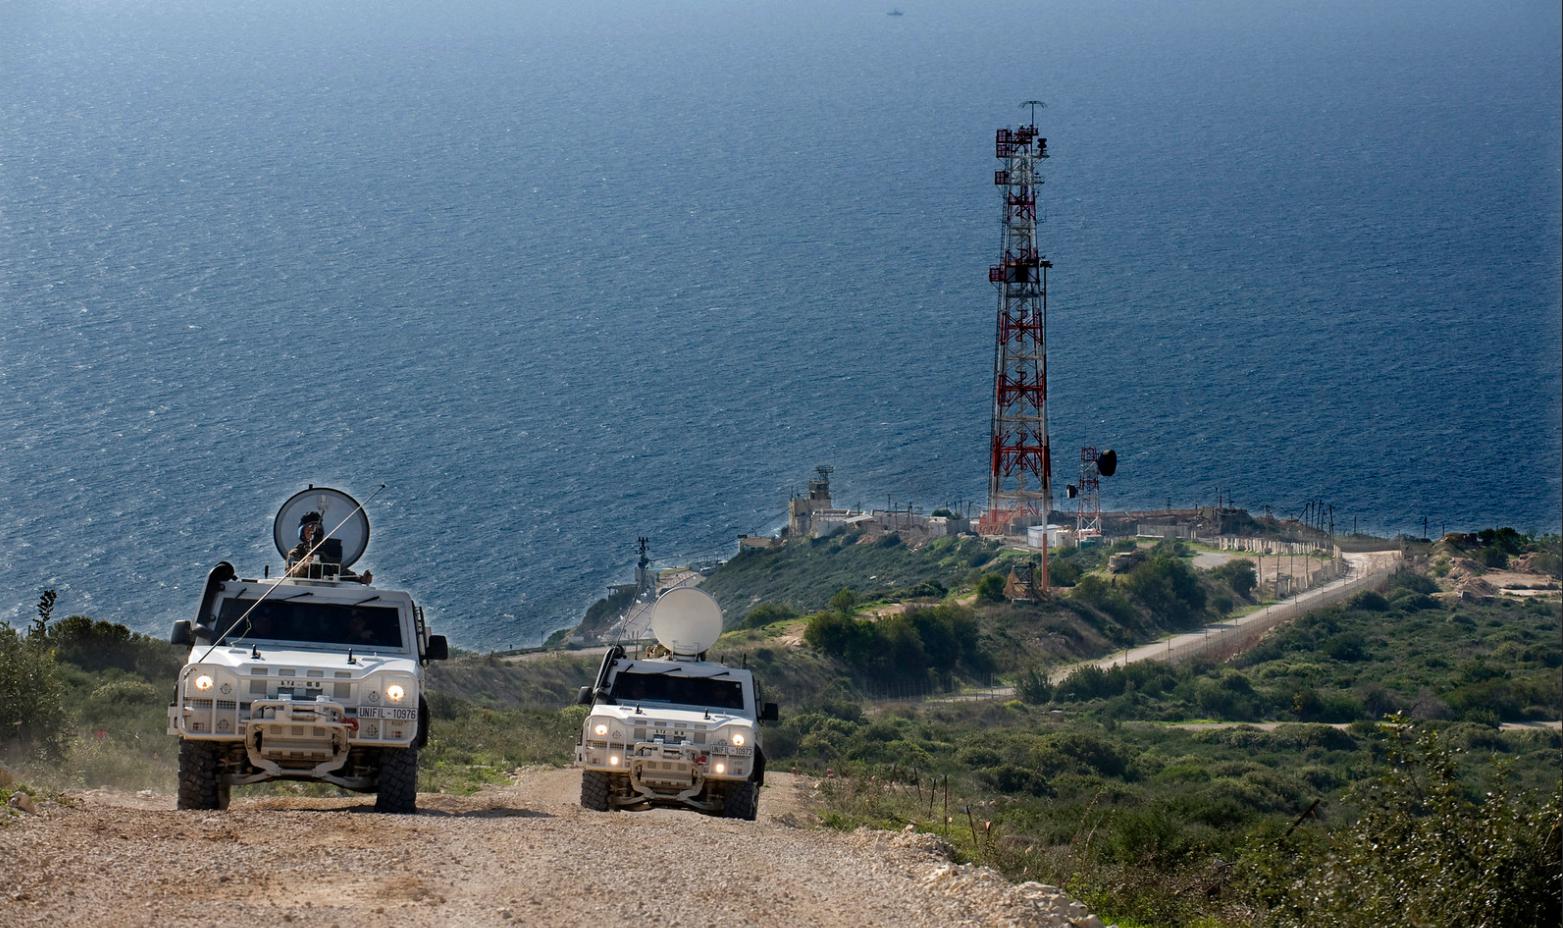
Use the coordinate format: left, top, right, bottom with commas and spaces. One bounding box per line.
1075, 446, 1102, 540
979, 103, 1054, 579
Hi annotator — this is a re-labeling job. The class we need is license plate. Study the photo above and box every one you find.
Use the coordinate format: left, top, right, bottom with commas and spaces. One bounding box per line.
357, 707, 416, 720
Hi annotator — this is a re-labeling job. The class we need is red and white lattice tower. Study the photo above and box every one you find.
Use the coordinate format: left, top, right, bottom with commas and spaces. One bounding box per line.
979, 112, 1053, 549
1076, 446, 1102, 541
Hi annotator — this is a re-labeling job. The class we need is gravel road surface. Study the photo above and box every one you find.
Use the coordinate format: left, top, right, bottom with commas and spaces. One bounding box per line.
0, 769, 1104, 928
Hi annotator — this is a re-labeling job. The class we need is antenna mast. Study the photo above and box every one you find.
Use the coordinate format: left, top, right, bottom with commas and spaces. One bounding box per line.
979, 101, 1054, 560
1076, 446, 1102, 541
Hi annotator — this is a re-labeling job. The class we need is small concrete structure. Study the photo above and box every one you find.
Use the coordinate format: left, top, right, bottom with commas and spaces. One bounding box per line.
1026, 524, 1074, 549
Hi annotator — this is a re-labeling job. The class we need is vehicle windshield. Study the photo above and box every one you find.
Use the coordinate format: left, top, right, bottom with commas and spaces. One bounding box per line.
607, 670, 746, 710
215, 596, 405, 650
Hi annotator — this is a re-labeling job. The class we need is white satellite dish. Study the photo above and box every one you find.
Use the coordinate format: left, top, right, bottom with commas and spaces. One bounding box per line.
272, 486, 371, 568
651, 588, 724, 657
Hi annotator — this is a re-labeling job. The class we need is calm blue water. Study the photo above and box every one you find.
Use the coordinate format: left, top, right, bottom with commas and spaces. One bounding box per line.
2, 0, 1559, 647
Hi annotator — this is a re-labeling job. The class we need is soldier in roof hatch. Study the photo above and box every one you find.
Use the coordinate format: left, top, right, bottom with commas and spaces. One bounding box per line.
286, 511, 372, 585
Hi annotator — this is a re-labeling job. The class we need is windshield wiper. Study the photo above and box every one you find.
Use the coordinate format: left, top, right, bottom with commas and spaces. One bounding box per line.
351, 594, 381, 606
275, 591, 314, 602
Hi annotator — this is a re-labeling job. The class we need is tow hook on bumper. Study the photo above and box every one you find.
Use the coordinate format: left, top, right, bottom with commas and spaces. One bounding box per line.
244, 699, 351, 778
624, 743, 717, 809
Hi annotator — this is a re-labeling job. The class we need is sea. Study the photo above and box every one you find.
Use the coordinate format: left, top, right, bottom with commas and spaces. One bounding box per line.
2, 0, 1559, 648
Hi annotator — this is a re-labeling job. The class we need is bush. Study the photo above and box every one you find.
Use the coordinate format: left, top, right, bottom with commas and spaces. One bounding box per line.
1016, 668, 1052, 704
975, 572, 1007, 603
1125, 556, 1207, 629
735, 602, 798, 630
1243, 727, 1563, 927
1211, 559, 1258, 600
1069, 574, 1137, 625
829, 587, 858, 614
1048, 558, 1082, 587
1349, 590, 1390, 612
0, 625, 69, 759
803, 605, 987, 687
980, 763, 1051, 796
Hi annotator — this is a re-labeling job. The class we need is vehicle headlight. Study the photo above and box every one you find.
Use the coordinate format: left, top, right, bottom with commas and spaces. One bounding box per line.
730, 731, 746, 747
386, 684, 406, 703
193, 673, 215, 692
593, 722, 610, 737
714, 762, 727, 775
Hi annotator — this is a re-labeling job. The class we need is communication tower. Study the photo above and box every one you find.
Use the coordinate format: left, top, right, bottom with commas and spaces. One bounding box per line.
635, 536, 653, 597
1075, 446, 1102, 541
980, 103, 1053, 549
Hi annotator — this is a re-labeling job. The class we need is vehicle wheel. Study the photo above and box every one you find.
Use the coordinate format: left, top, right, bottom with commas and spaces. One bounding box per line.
580, 771, 614, 811
176, 741, 226, 811
374, 748, 419, 814
723, 780, 758, 821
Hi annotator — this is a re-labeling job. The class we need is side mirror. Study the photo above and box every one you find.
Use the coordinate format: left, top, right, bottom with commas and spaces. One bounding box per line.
759, 702, 780, 722
576, 686, 594, 706
170, 621, 194, 647
425, 635, 450, 662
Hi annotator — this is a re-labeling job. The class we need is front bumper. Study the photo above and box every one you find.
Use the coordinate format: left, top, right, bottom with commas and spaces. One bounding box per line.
578, 738, 754, 804
168, 696, 417, 789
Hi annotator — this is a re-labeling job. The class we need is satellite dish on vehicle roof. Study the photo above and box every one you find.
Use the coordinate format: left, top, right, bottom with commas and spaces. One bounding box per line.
651, 588, 724, 657
272, 486, 371, 568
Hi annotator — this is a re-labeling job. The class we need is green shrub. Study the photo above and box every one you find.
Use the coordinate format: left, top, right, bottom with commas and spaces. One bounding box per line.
1243, 726, 1563, 927
1125, 556, 1207, 629
1048, 558, 1082, 587
980, 763, 1051, 796
829, 587, 859, 614
1349, 590, 1390, 611
975, 572, 1007, 603
1016, 668, 1052, 704
735, 602, 798, 629
1211, 559, 1258, 599
0, 625, 69, 760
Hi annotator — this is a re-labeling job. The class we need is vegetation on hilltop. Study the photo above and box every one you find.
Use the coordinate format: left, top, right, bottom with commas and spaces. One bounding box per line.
1043, 576, 1561, 726
699, 532, 998, 620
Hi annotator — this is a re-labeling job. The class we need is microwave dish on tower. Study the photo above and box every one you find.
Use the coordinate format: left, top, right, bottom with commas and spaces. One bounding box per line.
650, 587, 724, 657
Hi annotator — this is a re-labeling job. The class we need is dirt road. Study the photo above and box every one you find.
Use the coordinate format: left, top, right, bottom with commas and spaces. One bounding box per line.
1049, 549, 1401, 684
0, 769, 1103, 928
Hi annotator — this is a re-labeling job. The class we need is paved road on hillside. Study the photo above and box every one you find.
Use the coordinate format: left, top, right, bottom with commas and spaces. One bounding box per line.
1048, 549, 1402, 684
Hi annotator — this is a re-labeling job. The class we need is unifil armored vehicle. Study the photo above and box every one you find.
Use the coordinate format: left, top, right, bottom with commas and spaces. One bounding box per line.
575, 588, 778, 819
166, 486, 448, 813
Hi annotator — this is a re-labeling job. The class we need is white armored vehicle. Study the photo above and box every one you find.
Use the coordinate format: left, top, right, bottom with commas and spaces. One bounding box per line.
167, 487, 448, 813
575, 588, 778, 819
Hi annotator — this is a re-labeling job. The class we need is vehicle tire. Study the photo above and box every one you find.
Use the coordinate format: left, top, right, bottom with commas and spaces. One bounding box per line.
723, 780, 758, 821
580, 771, 612, 812
374, 747, 419, 814
176, 741, 226, 811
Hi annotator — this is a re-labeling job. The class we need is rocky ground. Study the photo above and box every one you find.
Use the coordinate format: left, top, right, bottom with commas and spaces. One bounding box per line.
0, 768, 1108, 928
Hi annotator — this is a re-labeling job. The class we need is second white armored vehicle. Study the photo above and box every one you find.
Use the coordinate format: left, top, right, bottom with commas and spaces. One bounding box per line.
575, 588, 778, 819
167, 487, 448, 813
